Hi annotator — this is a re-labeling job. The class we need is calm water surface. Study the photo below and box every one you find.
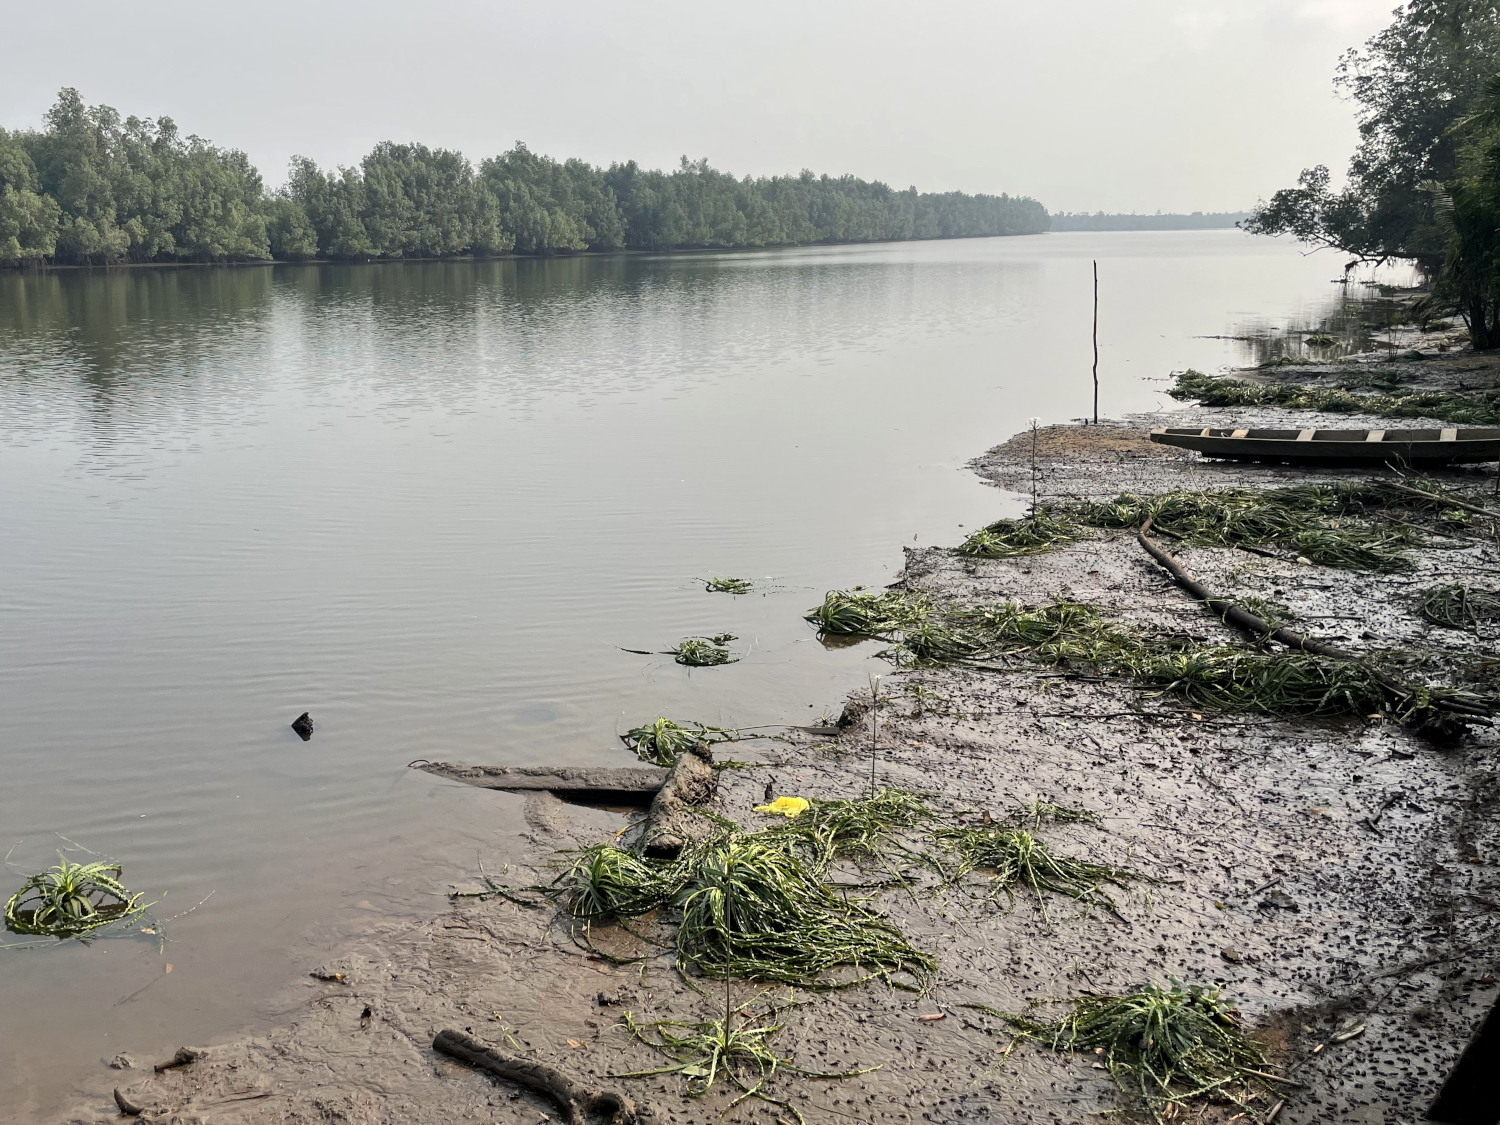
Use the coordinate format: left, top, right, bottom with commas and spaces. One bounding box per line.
0, 232, 1376, 1114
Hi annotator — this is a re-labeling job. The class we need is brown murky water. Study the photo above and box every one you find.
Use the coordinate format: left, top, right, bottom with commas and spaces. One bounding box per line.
0, 232, 1400, 1116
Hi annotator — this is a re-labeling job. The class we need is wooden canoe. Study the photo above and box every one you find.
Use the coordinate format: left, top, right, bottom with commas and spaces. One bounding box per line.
1149, 426, 1500, 466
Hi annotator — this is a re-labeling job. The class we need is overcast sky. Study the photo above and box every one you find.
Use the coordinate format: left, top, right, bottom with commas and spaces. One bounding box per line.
0, 0, 1397, 214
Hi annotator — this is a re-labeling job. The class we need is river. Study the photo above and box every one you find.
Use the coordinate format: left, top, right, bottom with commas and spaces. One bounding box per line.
0, 231, 1392, 1116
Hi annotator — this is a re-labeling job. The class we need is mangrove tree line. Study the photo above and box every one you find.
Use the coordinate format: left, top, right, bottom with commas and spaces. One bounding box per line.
1, 89, 1049, 267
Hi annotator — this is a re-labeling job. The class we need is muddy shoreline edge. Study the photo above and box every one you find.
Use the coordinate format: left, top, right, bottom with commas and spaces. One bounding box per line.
58, 351, 1500, 1125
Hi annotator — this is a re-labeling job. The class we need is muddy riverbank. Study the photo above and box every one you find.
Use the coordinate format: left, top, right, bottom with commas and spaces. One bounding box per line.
52, 350, 1500, 1125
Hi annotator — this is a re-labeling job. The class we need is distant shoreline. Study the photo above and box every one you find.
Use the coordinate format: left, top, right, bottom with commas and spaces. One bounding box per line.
1, 226, 1262, 274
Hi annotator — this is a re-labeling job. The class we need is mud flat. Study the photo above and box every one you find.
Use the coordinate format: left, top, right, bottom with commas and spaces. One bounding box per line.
53, 362, 1500, 1124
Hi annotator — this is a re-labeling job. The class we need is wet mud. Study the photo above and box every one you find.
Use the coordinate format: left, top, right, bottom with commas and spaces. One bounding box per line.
51, 347, 1500, 1124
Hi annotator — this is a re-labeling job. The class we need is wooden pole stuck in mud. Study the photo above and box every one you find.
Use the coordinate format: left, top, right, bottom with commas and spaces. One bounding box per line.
1091, 259, 1099, 425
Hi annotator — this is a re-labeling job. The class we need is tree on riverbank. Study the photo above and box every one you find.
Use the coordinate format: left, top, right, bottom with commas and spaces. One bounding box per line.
1246, 1, 1500, 347
0, 89, 1049, 267
1246, 1, 1500, 272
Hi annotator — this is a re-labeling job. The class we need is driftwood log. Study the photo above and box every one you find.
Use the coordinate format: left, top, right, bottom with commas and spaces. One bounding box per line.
639, 740, 718, 858
433, 1029, 658, 1125
1137, 518, 1492, 726
411, 762, 668, 806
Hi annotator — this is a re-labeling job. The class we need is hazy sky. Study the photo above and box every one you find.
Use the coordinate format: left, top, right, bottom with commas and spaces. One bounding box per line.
1, 0, 1397, 213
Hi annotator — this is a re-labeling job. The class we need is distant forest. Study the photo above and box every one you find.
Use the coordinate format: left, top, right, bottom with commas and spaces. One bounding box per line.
1049, 211, 1250, 231
0, 89, 1049, 267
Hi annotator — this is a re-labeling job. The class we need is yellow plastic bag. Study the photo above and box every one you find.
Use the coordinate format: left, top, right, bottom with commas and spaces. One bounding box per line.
753, 796, 809, 818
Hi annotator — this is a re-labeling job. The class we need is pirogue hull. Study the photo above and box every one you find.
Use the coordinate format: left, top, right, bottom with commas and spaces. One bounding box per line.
1149, 426, 1500, 466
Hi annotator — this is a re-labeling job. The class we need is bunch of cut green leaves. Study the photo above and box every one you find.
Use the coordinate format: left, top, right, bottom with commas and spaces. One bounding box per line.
956, 509, 1079, 559
621, 717, 737, 766
994, 980, 1292, 1123
804, 588, 926, 637
549, 792, 939, 990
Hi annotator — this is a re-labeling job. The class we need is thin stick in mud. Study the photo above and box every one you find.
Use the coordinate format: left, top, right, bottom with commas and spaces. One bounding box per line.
1092, 258, 1099, 425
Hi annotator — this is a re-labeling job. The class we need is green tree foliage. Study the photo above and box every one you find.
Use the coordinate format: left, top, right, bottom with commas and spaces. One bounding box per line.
1422, 71, 1500, 346
4, 88, 1048, 268
0, 127, 61, 266
1246, 1, 1500, 270
14, 88, 269, 265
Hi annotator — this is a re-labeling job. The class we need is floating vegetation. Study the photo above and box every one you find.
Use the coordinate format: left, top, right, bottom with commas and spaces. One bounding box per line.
804, 588, 925, 636
932, 825, 1138, 923
622, 717, 737, 766
5, 857, 149, 940
1304, 333, 1338, 347
1170, 368, 1500, 425
997, 980, 1289, 1123
956, 510, 1079, 559
671, 638, 737, 666
620, 1000, 875, 1125
1419, 584, 1500, 631
703, 576, 755, 595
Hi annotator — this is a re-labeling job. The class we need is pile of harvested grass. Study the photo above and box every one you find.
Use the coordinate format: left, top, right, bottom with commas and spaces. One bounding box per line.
5, 858, 149, 940
622, 717, 736, 766
548, 795, 938, 990
810, 592, 1456, 720
804, 589, 925, 636
1420, 583, 1500, 631
995, 980, 1292, 1123
958, 480, 1460, 572
1170, 368, 1500, 425
1075, 485, 1421, 572
671, 638, 737, 666
956, 510, 1078, 559
674, 835, 933, 987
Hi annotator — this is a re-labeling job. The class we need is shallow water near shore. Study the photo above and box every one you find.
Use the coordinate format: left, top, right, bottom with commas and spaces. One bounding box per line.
0, 231, 1403, 1115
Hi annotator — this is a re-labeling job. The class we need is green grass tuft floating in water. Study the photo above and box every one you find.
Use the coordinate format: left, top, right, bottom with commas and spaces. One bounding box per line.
5, 857, 150, 940
703, 576, 755, 594
670, 638, 738, 666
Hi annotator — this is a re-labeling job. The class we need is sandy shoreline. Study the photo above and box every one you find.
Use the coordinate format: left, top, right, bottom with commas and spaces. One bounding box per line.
51, 351, 1500, 1124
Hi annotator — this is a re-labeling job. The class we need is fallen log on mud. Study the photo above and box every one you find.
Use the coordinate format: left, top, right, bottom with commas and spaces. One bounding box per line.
639, 739, 718, 858
433, 1029, 659, 1125
410, 762, 668, 805
1136, 517, 1493, 726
